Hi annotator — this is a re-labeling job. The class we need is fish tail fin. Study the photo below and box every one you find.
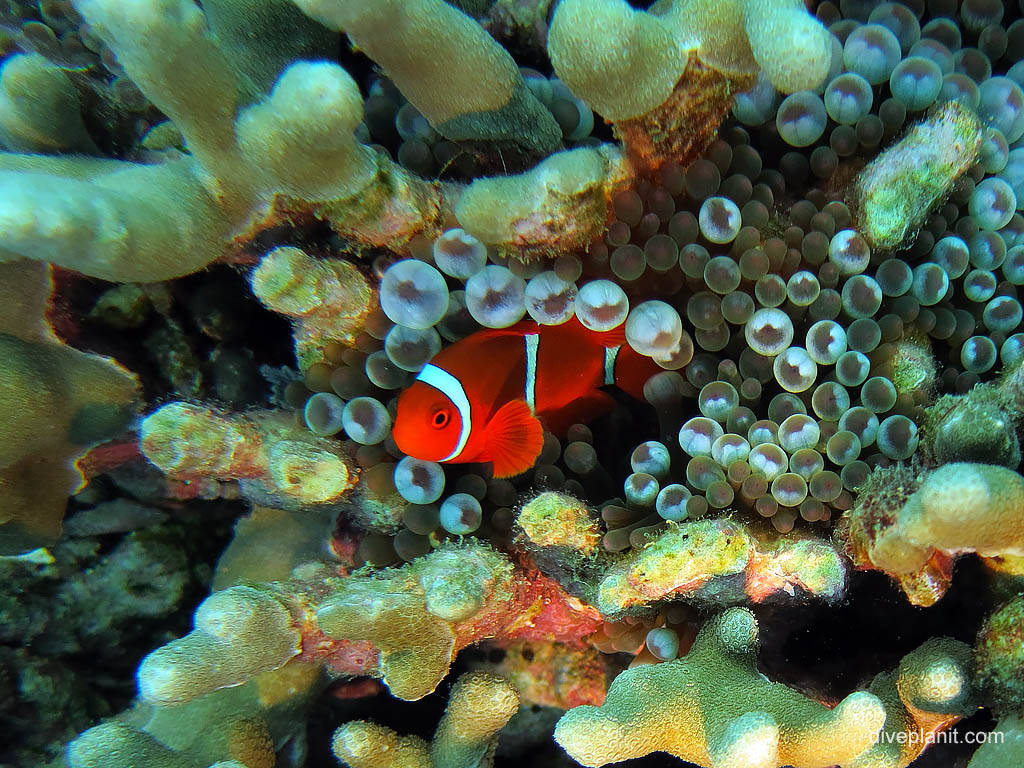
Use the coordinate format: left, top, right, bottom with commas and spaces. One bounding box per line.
485, 399, 544, 478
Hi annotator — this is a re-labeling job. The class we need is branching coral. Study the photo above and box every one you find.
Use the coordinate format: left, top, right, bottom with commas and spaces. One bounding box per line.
332, 672, 519, 768
548, 0, 832, 172
7, 0, 1023, 766
0, 52, 96, 153
852, 637, 977, 768
548, 0, 683, 124
68, 660, 324, 768
554, 607, 888, 768
249, 246, 375, 369
594, 518, 847, 615
200, 0, 336, 97
0, 0, 444, 282
126, 538, 599, 706
0, 261, 139, 554
555, 608, 976, 768
455, 145, 632, 260
841, 463, 1024, 606
314, 540, 518, 700
517, 491, 847, 616
0, 153, 229, 282
139, 402, 359, 509
65, 499, 335, 768
291, 0, 561, 160
137, 585, 301, 705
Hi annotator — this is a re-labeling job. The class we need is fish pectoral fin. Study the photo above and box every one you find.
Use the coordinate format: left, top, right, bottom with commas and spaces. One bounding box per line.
485, 399, 544, 479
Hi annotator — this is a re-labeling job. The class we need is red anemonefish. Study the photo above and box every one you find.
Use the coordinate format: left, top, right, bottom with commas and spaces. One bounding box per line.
392, 316, 661, 478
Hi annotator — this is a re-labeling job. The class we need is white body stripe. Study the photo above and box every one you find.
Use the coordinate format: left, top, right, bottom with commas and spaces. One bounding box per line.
415, 364, 472, 461
524, 334, 539, 414
604, 345, 620, 386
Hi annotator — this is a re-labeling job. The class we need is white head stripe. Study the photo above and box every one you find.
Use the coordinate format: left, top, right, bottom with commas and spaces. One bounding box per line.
604, 345, 620, 386
524, 334, 539, 415
415, 364, 472, 461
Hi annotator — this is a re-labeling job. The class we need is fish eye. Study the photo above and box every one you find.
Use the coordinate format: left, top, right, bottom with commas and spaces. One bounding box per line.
431, 409, 450, 429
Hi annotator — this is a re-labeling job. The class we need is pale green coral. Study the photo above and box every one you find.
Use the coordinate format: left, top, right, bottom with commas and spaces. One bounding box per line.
548, 0, 832, 123
558, 613, 975, 768
547, 0, 682, 122
594, 519, 847, 617
0, 52, 96, 153
332, 672, 519, 768
554, 607, 887, 768
0, 156, 228, 282
69, 661, 323, 768
291, 0, 561, 156
850, 637, 977, 768
0, 261, 139, 554
854, 100, 983, 250
0, 0, 419, 282
138, 402, 358, 509
455, 145, 630, 260
137, 585, 300, 705
869, 463, 1024, 578
200, 0, 335, 96
249, 246, 374, 369
968, 715, 1024, 768
317, 540, 515, 700
130, 539, 517, 707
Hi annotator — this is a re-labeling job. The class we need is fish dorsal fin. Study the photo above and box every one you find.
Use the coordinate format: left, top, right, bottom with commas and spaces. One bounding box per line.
560, 315, 627, 348
593, 322, 627, 349
485, 399, 544, 478
468, 319, 541, 341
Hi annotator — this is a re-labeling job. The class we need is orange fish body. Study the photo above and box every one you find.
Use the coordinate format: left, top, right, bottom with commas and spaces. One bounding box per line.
392, 317, 661, 478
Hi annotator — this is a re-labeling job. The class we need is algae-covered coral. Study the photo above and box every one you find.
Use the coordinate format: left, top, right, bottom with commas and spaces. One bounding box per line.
4, 0, 1024, 767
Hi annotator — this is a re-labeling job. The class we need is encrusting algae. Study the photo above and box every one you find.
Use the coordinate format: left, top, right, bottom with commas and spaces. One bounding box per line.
2, 0, 1024, 767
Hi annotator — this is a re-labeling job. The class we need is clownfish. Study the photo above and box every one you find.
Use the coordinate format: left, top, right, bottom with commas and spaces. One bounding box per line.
392, 317, 661, 478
